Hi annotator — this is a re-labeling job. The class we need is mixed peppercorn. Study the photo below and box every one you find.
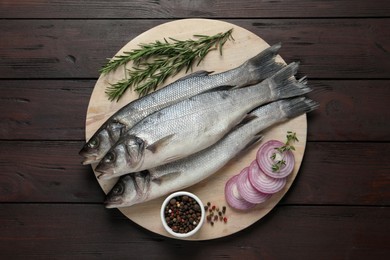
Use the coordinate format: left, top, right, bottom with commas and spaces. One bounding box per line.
205, 202, 228, 226
163, 195, 202, 234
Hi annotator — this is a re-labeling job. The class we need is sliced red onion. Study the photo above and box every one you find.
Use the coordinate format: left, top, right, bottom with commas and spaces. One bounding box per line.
248, 160, 286, 194
225, 174, 256, 211
236, 166, 272, 204
256, 140, 295, 179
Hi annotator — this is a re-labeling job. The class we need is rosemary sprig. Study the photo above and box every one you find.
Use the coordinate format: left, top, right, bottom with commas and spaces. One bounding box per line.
271, 131, 299, 172
101, 29, 234, 101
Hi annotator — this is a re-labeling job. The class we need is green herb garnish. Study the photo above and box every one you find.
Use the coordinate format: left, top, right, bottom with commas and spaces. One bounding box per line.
271, 159, 286, 172
271, 131, 299, 172
101, 29, 234, 101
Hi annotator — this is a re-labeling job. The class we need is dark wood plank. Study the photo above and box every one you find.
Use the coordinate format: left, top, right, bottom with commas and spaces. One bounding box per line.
306, 80, 390, 142
0, 19, 389, 79
0, 141, 388, 206
285, 142, 390, 206
1, 0, 389, 18
0, 1, 387, 258
0, 80, 92, 140
1, 80, 388, 142
0, 141, 104, 203
0, 204, 388, 259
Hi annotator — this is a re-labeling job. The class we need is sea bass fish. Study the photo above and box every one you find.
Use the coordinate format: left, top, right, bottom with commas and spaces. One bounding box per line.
104, 97, 319, 208
79, 44, 284, 165
95, 62, 311, 180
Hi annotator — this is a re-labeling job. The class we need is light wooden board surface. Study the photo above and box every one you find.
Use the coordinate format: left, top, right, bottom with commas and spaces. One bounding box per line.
85, 19, 307, 240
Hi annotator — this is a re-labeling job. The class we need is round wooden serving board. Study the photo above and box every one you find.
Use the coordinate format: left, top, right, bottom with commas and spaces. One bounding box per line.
85, 19, 307, 240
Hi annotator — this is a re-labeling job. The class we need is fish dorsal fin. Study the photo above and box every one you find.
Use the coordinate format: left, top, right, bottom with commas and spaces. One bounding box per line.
200, 85, 236, 94
247, 133, 263, 149
236, 134, 264, 158
176, 70, 213, 82
145, 134, 175, 153
232, 114, 258, 131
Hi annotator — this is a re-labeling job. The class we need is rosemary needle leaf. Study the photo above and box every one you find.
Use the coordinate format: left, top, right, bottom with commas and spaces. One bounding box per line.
105, 80, 132, 102
101, 28, 234, 101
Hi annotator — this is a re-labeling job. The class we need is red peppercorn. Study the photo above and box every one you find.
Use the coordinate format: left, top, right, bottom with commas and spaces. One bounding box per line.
164, 195, 202, 234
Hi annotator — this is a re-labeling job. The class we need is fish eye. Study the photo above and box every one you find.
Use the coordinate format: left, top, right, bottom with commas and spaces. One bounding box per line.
113, 183, 124, 195
104, 152, 115, 163
88, 137, 99, 148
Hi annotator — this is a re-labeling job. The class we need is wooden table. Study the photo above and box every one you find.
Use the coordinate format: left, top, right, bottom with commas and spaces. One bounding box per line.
1, 1, 389, 258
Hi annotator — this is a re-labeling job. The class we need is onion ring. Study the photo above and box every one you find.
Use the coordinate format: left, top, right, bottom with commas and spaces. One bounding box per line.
236, 166, 272, 204
248, 160, 286, 194
256, 140, 295, 178
225, 174, 256, 211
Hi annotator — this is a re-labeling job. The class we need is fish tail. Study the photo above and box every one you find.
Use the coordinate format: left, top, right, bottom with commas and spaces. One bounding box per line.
280, 97, 320, 119
242, 43, 285, 82
247, 97, 318, 132
270, 62, 312, 99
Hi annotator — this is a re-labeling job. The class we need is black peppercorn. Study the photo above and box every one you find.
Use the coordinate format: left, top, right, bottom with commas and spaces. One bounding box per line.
164, 194, 203, 234
204, 202, 228, 227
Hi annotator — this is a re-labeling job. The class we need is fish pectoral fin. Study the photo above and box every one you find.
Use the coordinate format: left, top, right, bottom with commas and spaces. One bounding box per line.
145, 134, 175, 153
163, 155, 183, 164
152, 171, 182, 184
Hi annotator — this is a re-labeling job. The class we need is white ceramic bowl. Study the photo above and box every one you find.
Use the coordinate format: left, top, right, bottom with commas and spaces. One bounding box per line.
160, 191, 205, 238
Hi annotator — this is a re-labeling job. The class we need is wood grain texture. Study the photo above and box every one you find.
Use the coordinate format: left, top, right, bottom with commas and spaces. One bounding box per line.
0, 141, 388, 206
0, 141, 104, 203
306, 80, 390, 142
0, 0, 389, 18
0, 80, 93, 140
288, 142, 390, 206
0, 19, 389, 78
75, 19, 306, 240
0, 80, 388, 141
0, 204, 388, 259
0, 0, 389, 255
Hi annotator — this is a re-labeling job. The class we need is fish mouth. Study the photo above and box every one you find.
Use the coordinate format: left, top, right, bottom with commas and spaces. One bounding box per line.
104, 197, 124, 209
95, 163, 106, 173
81, 156, 99, 165
97, 172, 114, 180
79, 148, 100, 165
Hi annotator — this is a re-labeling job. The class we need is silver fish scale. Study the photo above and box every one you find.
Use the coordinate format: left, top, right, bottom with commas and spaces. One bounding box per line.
143, 112, 265, 201
100, 62, 314, 177
113, 70, 242, 128
105, 97, 319, 208
81, 44, 283, 165
130, 87, 266, 156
